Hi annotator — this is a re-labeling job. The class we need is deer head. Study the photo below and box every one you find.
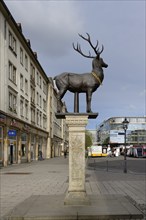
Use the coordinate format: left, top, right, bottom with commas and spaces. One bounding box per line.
72, 33, 104, 58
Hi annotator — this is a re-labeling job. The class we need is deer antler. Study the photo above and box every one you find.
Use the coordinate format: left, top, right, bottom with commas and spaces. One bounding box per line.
72, 42, 94, 58
73, 33, 104, 58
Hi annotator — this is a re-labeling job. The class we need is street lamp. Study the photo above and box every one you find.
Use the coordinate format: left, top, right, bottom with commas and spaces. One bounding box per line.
122, 117, 129, 173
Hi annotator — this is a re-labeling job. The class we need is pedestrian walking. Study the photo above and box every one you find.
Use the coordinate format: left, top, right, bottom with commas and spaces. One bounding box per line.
38, 151, 44, 160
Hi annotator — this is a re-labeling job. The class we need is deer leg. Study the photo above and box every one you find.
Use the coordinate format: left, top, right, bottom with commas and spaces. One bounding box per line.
86, 90, 92, 113
57, 89, 67, 113
74, 92, 79, 113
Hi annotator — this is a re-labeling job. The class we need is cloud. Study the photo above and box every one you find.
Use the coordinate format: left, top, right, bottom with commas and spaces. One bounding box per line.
128, 104, 136, 110
5, 1, 84, 58
139, 89, 146, 97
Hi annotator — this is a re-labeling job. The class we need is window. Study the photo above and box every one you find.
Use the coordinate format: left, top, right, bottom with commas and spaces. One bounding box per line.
30, 86, 35, 103
40, 112, 42, 127
13, 96, 16, 112
9, 31, 12, 48
37, 111, 39, 125
40, 76, 41, 88
9, 61, 17, 84
43, 115, 47, 129
30, 63, 35, 81
40, 95, 41, 107
20, 74, 23, 91
9, 30, 17, 55
43, 81, 47, 94
37, 92, 39, 105
20, 47, 23, 65
137, 118, 145, 123
31, 108, 35, 123
9, 92, 12, 109
25, 54, 28, 70
13, 37, 17, 53
9, 92, 17, 113
43, 99, 46, 112
25, 79, 28, 95
20, 100, 24, 117
9, 62, 12, 78
37, 72, 39, 85
25, 102, 28, 119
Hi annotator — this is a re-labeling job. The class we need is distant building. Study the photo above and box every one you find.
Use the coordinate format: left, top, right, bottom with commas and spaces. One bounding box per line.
48, 78, 68, 158
97, 117, 146, 146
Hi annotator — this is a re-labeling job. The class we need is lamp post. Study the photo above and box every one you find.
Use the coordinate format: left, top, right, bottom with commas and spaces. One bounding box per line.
122, 118, 129, 173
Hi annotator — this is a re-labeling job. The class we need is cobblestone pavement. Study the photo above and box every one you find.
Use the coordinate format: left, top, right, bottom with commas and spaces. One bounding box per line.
0, 156, 146, 219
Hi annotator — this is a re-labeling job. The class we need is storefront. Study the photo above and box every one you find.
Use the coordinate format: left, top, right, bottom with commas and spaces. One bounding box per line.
21, 133, 28, 163
0, 114, 6, 166
43, 138, 47, 158
38, 137, 43, 159
0, 112, 50, 166
31, 134, 35, 161
53, 136, 63, 157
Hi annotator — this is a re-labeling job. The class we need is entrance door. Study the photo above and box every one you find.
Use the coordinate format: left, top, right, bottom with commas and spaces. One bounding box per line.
10, 144, 13, 164
21, 144, 27, 162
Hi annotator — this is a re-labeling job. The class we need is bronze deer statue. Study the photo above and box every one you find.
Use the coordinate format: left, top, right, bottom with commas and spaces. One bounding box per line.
54, 33, 108, 113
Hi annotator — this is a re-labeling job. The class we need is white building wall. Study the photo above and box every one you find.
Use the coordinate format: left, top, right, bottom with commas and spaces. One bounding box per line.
0, 1, 50, 166
0, 16, 48, 128
0, 12, 8, 112
0, 0, 68, 165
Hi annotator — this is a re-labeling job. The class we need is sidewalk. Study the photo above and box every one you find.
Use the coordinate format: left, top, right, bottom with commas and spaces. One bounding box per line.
0, 156, 145, 219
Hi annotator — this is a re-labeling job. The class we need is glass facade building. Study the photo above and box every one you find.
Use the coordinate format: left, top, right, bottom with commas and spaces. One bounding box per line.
97, 117, 146, 146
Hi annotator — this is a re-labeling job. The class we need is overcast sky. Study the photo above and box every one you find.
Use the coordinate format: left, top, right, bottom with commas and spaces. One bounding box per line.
4, 0, 146, 129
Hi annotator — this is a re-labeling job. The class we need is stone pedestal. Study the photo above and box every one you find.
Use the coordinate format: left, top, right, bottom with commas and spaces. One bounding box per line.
64, 115, 90, 205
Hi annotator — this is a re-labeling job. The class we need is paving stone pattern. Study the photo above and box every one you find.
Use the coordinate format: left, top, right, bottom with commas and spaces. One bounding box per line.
0, 157, 145, 219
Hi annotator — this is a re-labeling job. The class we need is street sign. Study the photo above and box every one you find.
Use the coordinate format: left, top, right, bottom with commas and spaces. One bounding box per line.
8, 130, 17, 137
110, 130, 124, 143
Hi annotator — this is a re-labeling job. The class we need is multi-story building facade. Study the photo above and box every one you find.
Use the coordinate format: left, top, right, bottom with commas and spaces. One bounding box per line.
48, 78, 68, 158
97, 117, 146, 147
0, 0, 68, 166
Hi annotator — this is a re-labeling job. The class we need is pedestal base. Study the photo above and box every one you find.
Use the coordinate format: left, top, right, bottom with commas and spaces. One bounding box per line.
64, 191, 90, 206
4, 195, 143, 220
62, 114, 97, 207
